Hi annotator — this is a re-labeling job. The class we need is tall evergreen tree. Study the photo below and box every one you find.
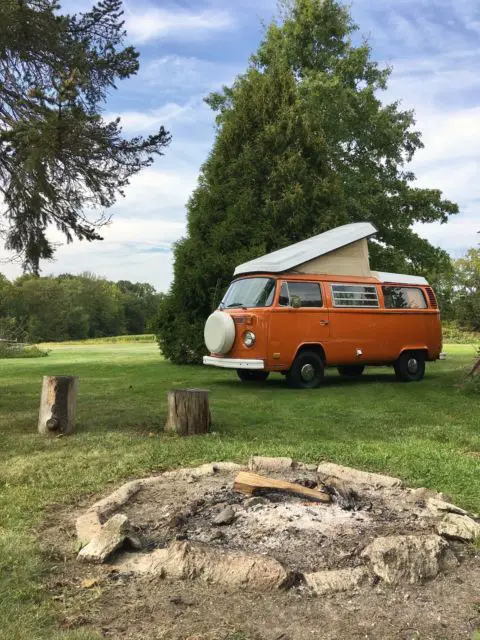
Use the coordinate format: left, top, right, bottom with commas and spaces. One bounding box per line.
157, 0, 458, 364
0, 0, 170, 272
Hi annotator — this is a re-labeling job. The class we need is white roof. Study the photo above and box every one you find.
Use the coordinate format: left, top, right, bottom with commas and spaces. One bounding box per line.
234, 222, 377, 276
372, 271, 429, 286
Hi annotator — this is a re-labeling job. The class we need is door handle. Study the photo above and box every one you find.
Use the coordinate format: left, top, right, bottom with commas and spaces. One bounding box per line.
319, 320, 329, 326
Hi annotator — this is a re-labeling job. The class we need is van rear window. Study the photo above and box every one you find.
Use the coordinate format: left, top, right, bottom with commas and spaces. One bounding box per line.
382, 286, 427, 309
331, 284, 379, 308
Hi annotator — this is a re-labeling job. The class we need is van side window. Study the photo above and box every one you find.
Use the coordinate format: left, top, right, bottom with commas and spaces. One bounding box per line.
382, 286, 427, 309
279, 282, 323, 307
279, 282, 290, 306
331, 284, 379, 308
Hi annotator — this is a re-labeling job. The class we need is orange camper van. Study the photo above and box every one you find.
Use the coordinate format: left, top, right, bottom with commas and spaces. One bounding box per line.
203, 223, 442, 389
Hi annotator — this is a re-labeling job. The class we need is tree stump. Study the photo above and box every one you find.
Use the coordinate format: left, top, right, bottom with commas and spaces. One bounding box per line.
165, 388, 210, 436
38, 375, 79, 436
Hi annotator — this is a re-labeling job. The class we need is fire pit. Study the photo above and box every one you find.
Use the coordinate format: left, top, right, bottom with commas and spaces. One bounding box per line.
75, 458, 480, 596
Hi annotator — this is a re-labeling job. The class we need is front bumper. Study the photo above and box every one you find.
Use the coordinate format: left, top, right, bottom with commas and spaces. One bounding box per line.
203, 355, 265, 370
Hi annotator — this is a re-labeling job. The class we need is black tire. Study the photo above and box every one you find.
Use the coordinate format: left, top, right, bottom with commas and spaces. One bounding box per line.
337, 365, 365, 378
286, 350, 324, 389
394, 351, 426, 382
236, 369, 270, 382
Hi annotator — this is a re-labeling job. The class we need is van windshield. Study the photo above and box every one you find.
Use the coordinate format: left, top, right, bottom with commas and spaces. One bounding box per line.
220, 278, 275, 309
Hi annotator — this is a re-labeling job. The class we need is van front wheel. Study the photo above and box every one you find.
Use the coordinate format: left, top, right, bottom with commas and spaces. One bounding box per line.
236, 370, 270, 382
286, 350, 324, 389
394, 351, 425, 382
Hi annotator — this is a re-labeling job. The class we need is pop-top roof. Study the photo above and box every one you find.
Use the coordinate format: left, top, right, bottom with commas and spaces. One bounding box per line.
233, 222, 429, 286
234, 222, 377, 276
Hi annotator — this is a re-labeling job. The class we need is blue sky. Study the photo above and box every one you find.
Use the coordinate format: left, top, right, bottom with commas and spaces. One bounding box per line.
1, 0, 479, 289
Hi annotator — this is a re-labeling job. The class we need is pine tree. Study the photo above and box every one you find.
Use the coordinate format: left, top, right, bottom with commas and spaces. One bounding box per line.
0, 0, 170, 272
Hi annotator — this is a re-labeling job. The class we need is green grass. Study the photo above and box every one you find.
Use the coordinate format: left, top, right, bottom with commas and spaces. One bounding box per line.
38, 334, 155, 347
0, 342, 479, 638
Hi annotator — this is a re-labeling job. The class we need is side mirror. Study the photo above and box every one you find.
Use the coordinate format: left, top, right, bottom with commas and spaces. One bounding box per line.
290, 295, 302, 309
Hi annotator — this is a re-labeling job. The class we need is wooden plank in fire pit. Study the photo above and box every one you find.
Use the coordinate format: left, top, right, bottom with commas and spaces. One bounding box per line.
233, 471, 331, 504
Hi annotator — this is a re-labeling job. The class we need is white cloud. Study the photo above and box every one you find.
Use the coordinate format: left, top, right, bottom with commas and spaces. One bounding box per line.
0, 166, 197, 290
0, 218, 186, 291
414, 214, 479, 255
140, 55, 239, 94
124, 5, 233, 44
111, 167, 200, 218
108, 98, 213, 135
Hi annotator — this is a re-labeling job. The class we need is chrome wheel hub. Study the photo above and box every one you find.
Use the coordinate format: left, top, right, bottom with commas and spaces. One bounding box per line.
407, 358, 418, 374
300, 363, 315, 382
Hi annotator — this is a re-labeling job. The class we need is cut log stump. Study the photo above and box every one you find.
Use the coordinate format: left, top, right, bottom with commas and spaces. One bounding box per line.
165, 388, 210, 436
38, 375, 78, 436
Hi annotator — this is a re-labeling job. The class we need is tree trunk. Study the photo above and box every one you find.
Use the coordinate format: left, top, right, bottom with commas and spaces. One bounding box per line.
165, 388, 210, 436
38, 375, 79, 436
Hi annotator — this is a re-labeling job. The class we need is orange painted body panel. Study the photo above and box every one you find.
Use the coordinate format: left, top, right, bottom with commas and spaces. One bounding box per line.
216, 273, 442, 370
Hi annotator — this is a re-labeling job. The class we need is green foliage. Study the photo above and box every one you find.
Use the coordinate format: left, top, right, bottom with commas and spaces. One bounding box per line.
157, 0, 458, 364
0, 272, 162, 342
0, 343, 48, 359
442, 321, 480, 345
454, 249, 480, 331
0, 0, 170, 272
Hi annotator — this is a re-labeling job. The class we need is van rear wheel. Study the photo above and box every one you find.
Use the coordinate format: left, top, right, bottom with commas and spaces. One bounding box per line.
236, 370, 270, 382
394, 351, 425, 382
338, 365, 365, 378
286, 350, 324, 389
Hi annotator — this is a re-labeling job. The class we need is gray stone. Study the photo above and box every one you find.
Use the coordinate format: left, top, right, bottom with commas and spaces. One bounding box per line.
296, 463, 318, 472
361, 534, 447, 584
78, 514, 131, 563
115, 542, 292, 591
76, 511, 102, 547
436, 513, 480, 542
426, 498, 469, 517
317, 462, 402, 489
303, 567, 368, 595
212, 461, 246, 473
244, 496, 268, 509
213, 505, 237, 526
164, 541, 292, 590
406, 488, 452, 504
248, 456, 296, 473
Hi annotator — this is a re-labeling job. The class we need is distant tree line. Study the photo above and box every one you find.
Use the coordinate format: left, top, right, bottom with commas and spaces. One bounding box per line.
0, 272, 163, 343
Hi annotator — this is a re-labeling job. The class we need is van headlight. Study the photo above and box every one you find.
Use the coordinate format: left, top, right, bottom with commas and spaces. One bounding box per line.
243, 331, 256, 347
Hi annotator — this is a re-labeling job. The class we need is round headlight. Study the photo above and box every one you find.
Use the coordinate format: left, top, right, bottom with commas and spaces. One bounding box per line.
243, 331, 256, 347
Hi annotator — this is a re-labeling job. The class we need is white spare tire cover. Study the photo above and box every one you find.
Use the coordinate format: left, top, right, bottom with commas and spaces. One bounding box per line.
204, 311, 235, 354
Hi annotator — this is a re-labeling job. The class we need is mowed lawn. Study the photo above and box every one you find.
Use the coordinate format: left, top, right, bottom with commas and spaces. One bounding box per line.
0, 341, 479, 639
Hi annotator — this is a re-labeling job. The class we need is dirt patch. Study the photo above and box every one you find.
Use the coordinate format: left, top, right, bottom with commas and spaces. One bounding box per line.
39, 462, 480, 639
